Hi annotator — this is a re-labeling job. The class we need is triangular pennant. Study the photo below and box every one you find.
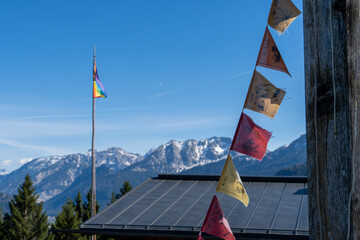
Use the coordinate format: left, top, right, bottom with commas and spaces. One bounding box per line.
244, 70, 286, 119
230, 113, 272, 161
216, 155, 249, 207
267, 0, 301, 34
201, 195, 236, 240
256, 27, 291, 76
196, 232, 204, 240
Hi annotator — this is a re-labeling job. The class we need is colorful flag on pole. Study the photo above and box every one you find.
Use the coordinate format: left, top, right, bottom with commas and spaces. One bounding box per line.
256, 27, 291, 76
201, 195, 235, 240
217, 155, 249, 207
230, 113, 272, 161
267, 0, 301, 34
93, 61, 107, 98
244, 70, 286, 119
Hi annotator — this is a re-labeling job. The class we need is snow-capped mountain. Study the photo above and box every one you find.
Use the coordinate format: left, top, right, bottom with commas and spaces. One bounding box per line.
0, 148, 142, 201
130, 137, 231, 173
0, 135, 307, 216
43, 137, 234, 215
0, 169, 9, 176
182, 134, 307, 176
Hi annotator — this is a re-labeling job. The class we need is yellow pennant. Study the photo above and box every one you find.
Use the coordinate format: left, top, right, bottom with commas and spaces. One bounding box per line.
216, 155, 249, 207
267, 0, 301, 34
244, 70, 286, 119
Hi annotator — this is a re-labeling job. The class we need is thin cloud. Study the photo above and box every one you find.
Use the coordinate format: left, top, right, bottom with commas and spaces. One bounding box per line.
99, 107, 153, 113
19, 158, 34, 164
148, 71, 252, 99
211, 71, 252, 83
148, 85, 197, 99
97, 115, 232, 131
0, 137, 68, 155
22, 114, 90, 119
22, 108, 153, 119
0, 120, 90, 138
1, 160, 12, 166
157, 118, 228, 129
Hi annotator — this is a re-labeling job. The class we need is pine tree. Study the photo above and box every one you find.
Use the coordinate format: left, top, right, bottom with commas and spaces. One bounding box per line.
110, 191, 116, 204
115, 181, 132, 199
51, 198, 85, 240
2, 173, 49, 240
0, 207, 3, 224
0, 208, 3, 238
109, 181, 133, 205
82, 189, 100, 223
74, 191, 83, 223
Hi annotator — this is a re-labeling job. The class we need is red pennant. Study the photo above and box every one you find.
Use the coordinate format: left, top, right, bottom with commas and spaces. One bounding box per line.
201, 195, 235, 240
196, 233, 204, 240
256, 27, 291, 76
230, 113, 272, 161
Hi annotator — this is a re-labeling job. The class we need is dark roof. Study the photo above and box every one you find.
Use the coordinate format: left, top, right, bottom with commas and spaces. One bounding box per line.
80, 175, 308, 239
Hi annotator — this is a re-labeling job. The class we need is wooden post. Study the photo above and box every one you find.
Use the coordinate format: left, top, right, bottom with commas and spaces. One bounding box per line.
91, 46, 97, 240
303, 0, 359, 239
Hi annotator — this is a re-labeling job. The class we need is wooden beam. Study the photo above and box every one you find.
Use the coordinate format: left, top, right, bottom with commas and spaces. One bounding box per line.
303, 0, 359, 239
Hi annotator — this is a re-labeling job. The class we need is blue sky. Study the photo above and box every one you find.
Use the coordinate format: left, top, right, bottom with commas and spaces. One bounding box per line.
0, 0, 305, 171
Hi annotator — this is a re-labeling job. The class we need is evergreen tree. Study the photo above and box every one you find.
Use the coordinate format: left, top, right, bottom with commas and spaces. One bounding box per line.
109, 181, 133, 205
2, 173, 48, 240
0, 208, 3, 238
51, 198, 85, 240
82, 189, 100, 223
108, 191, 117, 205
0, 207, 3, 224
115, 181, 132, 199
74, 191, 83, 223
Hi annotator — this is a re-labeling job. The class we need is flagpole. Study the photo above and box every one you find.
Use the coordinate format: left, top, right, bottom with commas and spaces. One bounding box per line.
91, 46, 97, 221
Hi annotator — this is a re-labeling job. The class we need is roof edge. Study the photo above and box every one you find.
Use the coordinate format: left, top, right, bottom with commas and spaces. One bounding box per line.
55, 228, 309, 240
154, 174, 307, 183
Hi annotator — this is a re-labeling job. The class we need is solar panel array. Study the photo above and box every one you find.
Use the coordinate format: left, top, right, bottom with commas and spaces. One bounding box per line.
81, 175, 308, 238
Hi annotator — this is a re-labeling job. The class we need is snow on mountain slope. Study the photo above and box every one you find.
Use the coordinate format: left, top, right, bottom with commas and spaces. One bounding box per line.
0, 169, 9, 176
43, 135, 307, 217
0, 148, 143, 201
0, 134, 307, 211
130, 137, 232, 173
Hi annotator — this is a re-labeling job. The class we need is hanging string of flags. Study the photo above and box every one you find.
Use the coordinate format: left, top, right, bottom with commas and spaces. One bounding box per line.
256, 27, 291, 76
244, 70, 287, 119
216, 155, 249, 207
197, 0, 301, 239
230, 112, 272, 160
268, 0, 301, 34
197, 196, 236, 240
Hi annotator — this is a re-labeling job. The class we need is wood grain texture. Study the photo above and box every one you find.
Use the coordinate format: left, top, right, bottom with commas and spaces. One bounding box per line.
303, 0, 359, 239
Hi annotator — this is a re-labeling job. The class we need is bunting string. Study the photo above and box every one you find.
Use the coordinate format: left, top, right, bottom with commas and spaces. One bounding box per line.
201, 1, 302, 238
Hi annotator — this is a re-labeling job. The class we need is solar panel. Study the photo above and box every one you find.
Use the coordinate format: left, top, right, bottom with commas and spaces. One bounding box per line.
81, 175, 309, 239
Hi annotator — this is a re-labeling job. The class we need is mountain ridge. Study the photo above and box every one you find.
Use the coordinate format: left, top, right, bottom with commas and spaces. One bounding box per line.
0, 148, 143, 201
0, 134, 307, 216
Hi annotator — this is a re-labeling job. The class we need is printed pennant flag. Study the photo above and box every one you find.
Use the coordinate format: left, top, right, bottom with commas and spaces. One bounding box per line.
267, 0, 301, 34
201, 195, 235, 240
244, 70, 286, 119
196, 233, 204, 240
256, 27, 291, 76
217, 155, 249, 207
93, 61, 108, 98
230, 113, 272, 161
